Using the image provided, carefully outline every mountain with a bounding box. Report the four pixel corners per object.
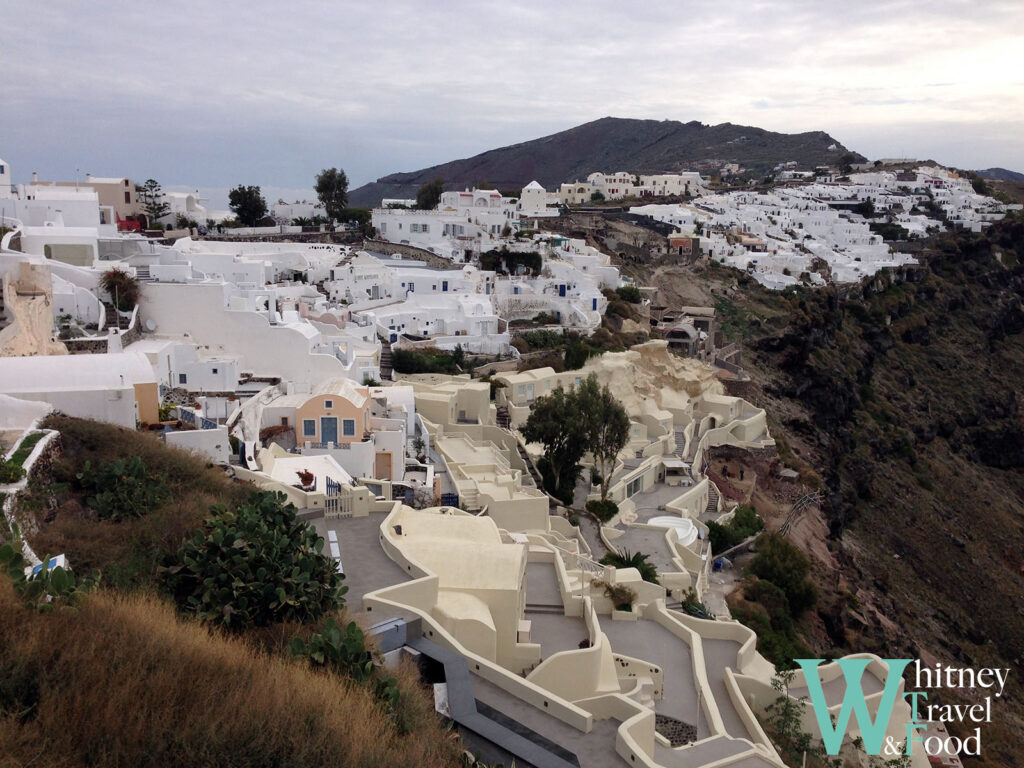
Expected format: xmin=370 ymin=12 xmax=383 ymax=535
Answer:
xmin=976 ymin=167 xmax=1024 ymax=182
xmin=349 ymin=117 xmax=864 ymax=206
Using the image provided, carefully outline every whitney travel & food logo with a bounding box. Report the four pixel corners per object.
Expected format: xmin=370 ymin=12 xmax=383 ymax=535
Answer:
xmin=795 ymin=658 xmax=1008 ymax=759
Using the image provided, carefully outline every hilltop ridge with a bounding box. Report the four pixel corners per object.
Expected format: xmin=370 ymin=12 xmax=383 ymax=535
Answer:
xmin=349 ymin=116 xmax=864 ymax=206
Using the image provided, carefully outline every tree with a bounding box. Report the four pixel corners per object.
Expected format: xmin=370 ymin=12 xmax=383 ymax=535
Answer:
xmin=161 ymin=491 xmax=345 ymax=630
xmin=521 ymin=386 xmax=589 ymax=504
xmin=563 ymin=333 xmax=593 ymax=370
xmin=228 ymin=184 xmax=268 ymax=227
xmin=590 ymin=191 xmax=605 ymax=203
xmin=315 ymin=167 xmax=349 ymax=222
xmin=577 ymin=375 xmax=630 ymax=502
xmin=138 ymin=178 xmax=170 ymax=222
xmin=749 ymin=533 xmax=817 ymax=615
xmin=415 ymin=177 xmax=444 ymax=210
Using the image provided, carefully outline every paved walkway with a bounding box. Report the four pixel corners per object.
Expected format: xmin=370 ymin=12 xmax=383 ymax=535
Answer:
xmin=577 ymin=515 xmax=608 ymax=559
xmin=309 ymin=513 xmax=410 ymax=614
xmin=610 ymin=526 xmax=677 ymax=572
xmin=525 ymin=561 xmax=564 ymax=606
xmin=528 ymin=611 xmax=589 ymax=657
xmin=597 ymin=615 xmax=705 ymax=736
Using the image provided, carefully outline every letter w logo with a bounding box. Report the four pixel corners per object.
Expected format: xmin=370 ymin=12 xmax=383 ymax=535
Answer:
xmin=795 ymin=658 xmax=911 ymax=755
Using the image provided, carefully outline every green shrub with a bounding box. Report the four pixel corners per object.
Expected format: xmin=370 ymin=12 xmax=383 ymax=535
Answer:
xmin=288 ymin=617 xmax=402 ymax=724
xmin=615 ymin=285 xmax=642 ymax=303
xmin=586 ymin=499 xmax=619 ymax=522
xmin=0 ymin=539 xmax=93 ymax=612
xmin=563 ymin=334 xmax=594 ymax=370
xmin=10 ymin=432 xmax=45 ymax=467
xmin=522 ymin=329 xmax=563 ymax=349
xmin=390 ymin=347 xmax=459 ymax=375
xmin=748 ymin=533 xmax=817 ymax=616
xmin=75 ymin=457 xmax=170 ymax=522
xmin=708 ymin=504 xmax=765 ymax=553
xmin=0 ymin=460 xmax=25 ymax=484
xmin=161 ymin=491 xmax=345 ymax=630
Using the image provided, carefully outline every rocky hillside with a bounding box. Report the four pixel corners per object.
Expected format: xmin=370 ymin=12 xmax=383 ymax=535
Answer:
xmin=628 ymin=219 xmax=1024 ymax=766
xmin=349 ymin=117 xmax=863 ymax=206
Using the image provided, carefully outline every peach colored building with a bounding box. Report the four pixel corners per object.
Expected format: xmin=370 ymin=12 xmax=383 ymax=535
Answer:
xmin=294 ymin=379 xmax=370 ymax=446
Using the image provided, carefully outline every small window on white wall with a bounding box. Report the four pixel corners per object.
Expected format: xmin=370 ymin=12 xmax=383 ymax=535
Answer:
xmin=303 ymin=419 xmax=316 ymax=437
xmin=211 ymin=367 xmax=218 ymax=374
xmin=179 ymin=373 xmax=187 ymax=384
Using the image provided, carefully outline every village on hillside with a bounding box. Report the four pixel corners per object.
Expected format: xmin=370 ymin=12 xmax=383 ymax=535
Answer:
xmin=0 ymin=153 xmax=990 ymax=768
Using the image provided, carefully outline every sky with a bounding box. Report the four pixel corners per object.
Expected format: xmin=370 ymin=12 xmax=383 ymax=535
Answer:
xmin=2 ymin=1 xmax=1022 ymax=209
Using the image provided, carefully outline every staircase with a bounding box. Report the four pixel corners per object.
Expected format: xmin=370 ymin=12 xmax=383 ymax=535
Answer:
xmin=496 ymin=405 xmax=511 ymax=429
xmin=515 ymin=442 xmax=545 ymax=489
xmin=705 ymin=482 xmax=720 ymax=516
xmin=459 ymin=487 xmax=480 ymax=511
xmin=672 ymin=427 xmax=687 ymax=457
xmin=135 ymin=265 xmax=153 ymax=282
xmin=102 ymin=301 xmax=123 ymax=331
xmin=379 ymin=337 xmax=393 ymax=380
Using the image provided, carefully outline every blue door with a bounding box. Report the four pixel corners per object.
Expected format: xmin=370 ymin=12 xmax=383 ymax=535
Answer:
xmin=321 ymin=417 xmax=338 ymax=445
xmin=592 ymin=298 xmax=598 ymax=311
xmin=442 ymin=280 xmax=448 ymax=292
xmin=559 ymin=284 xmax=566 ymax=297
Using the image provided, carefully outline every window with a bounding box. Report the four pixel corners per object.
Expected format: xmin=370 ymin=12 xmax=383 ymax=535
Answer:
xmin=178 ymin=373 xmax=187 ymax=384
xmin=342 ymin=419 xmax=356 ymax=437
xmin=211 ymin=367 xmax=218 ymax=374
xmin=626 ymin=476 xmax=643 ymax=497
xmin=124 ymin=191 xmax=130 ymax=204
xmin=324 ymin=399 xmax=333 ymax=409
xmin=281 ymin=417 xmax=289 ymax=426
xmin=303 ymin=419 xmax=316 ymax=437
xmin=421 ymin=224 xmax=429 ymax=233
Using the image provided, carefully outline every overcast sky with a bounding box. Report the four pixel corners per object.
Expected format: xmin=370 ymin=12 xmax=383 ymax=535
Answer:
xmin=2 ymin=1 xmax=1022 ymax=208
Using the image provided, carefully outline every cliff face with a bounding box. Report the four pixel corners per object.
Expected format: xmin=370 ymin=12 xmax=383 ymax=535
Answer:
xmin=349 ymin=117 xmax=863 ymax=206
xmin=733 ymin=220 xmax=1024 ymax=766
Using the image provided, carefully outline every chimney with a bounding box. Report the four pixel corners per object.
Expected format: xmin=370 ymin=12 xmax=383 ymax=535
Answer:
xmin=32 ymin=172 xmax=38 ymax=183
xmin=86 ymin=173 xmax=94 ymax=182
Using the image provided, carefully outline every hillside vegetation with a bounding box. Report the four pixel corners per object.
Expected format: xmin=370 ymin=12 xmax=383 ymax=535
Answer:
xmin=0 ymin=583 xmax=458 ymax=768
xmin=682 ymin=218 xmax=1024 ymax=767
xmin=2 ymin=416 xmax=462 ymax=768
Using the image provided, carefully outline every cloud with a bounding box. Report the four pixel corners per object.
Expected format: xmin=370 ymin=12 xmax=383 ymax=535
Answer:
xmin=2 ymin=0 xmax=1022 ymax=190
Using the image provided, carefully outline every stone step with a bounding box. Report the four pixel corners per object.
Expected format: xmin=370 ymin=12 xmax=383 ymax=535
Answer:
xmin=525 ymin=603 xmax=564 ymax=615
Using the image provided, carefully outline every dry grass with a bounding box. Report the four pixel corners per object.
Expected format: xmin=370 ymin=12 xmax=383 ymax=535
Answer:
xmin=23 ymin=415 xmax=253 ymax=589
xmin=0 ymin=581 xmax=462 ymax=768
